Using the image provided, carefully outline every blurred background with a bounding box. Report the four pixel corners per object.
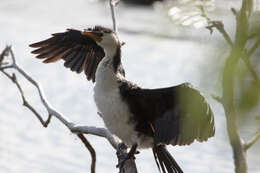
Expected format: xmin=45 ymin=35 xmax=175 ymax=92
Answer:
xmin=0 ymin=0 xmax=259 ymax=173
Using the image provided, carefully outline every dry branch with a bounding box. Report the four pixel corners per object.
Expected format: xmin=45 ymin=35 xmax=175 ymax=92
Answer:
xmin=110 ymin=0 xmax=120 ymax=32
xmin=0 ymin=46 xmax=137 ymax=173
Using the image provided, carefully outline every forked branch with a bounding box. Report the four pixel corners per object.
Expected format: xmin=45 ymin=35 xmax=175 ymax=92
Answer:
xmin=0 ymin=46 xmax=137 ymax=173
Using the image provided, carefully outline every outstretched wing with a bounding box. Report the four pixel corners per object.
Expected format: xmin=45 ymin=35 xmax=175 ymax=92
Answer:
xmin=29 ymin=29 xmax=105 ymax=82
xmin=119 ymin=82 xmax=215 ymax=146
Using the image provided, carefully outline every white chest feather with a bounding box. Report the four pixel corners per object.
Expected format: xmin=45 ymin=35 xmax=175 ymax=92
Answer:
xmin=93 ymin=61 xmax=137 ymax=146
xmin=93 ymin=58 xmax=154 ymax=148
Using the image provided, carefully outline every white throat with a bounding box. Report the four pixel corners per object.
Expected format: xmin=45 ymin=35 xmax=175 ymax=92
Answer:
xmin=94 ymin=33 xmax=121 ymax=89
xmin=96 ymin=32 xmax=119 ymax=59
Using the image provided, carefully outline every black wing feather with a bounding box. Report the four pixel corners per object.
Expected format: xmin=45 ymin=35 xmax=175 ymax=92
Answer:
xmin=29 ymin=29 xmax=105 ymax=82
xmin=119 ymin=82 xmax=215 ymax=146
xmin=153 ymin=83 xmax=215 ymax=146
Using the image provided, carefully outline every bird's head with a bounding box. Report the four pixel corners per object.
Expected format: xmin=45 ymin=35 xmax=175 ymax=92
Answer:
xmin=83 ymin=26 xmax=120 ymax=57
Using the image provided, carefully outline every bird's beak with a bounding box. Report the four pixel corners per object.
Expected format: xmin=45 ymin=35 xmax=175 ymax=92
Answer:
xmin=83 ymin=31 xmax=102 ymax=43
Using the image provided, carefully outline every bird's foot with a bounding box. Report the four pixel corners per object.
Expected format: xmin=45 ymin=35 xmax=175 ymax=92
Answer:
xmin=116 ymin=143 xmax=138 ymax=169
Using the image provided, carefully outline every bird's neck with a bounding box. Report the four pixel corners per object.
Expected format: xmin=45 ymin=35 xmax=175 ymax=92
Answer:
xmin=95 ymin=45 xmax=123 ymax=90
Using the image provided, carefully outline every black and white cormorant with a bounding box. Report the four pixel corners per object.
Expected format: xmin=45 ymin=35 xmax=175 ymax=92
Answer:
xmin=30 ymin=26 xmax=215 ymax=173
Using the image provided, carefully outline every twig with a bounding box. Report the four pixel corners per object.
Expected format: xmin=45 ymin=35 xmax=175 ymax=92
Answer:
xmin=0 ymin=47 xmax=8 ymax=65
xmin=247 ymin=38 xmax=260 ymax=57
xmin=244 ymin=129 xmax=260 ymax=150
xmin=206 ymin=21 xmax=233 ymax=46
xmin=77 ymin=134 xmax=96 ymax=173
xmin=110 ymin=0 xmax=120 ymax=32
xmin=200 ymin=5 xmax=233 ymax=46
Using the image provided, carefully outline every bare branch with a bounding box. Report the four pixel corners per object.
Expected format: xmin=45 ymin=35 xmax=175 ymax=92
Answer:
xmin=244 ymin=129 xmax=260 ymax=150
xmin=71 ymin=125 xmax=119 ymax=149
xmin=1 ymin=46 xmax=138 ymax=173
xmin=77 ymin=134 xmax=96 ymax=173
xmin=110 ymin=0 xmax=120 ymax=32
xmin=0 ymin=47 xmax=98 ymax=172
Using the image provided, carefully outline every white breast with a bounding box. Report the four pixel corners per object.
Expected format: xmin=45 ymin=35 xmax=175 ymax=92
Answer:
xmin=93 ymin=61 xmax=137 ymax=147
xmin=93 ymin=58 xmax=154 ymax=148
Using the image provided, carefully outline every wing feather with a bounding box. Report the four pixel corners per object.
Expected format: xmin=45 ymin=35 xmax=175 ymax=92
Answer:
xmin=43 ymin=48 xmax=72 ymax=64
xmin=119 ymin=82 xmax=215 ymax=146
xmin=71 ymin=48 xmax=87 ymax=73
xmin=30 ymin=29 xmax=105 ymax=82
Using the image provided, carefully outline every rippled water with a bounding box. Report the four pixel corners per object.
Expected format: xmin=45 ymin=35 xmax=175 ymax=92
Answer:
xmin=0 ymin=0 xmax=259 ymax=173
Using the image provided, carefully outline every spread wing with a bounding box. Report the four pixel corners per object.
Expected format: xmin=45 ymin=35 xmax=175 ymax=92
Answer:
xmin=29 ymin=29 xmax=105 ymax=82
xmin=119 ymin=82 xmax=215 ymax=146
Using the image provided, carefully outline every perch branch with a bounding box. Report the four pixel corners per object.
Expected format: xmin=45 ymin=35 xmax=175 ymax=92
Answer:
xmin=1 ymin=46 xmax=138 ymax=173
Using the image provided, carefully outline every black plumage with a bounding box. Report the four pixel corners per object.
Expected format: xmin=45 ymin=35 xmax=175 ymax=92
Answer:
xmin=118 ymin=81 xmax=215 ymax=146
xmin=29 ymin=29 xmax=105 ymax=82
xmin=153 ymin=145 xmax=183 ymax=173
xmin=118 ymin=81 xmax=215 ymax=173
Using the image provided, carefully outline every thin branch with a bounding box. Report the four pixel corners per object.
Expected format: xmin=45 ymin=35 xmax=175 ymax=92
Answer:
xmin=200 ymin=5 xmax=233 ymax=46
xmin=110 ymin=0 xmax=120 ymax=32
xmin=247 ymin=38 xmax=260 ymax=57
xmin=8 ymin=72 xmax=51 ymax=127
xmin=244 ymin=129 xmax=260 ymax=150
xmin=0 ymin=65 xmax=15 ymax=70
xmin=0 ymin=46 xmax=11 ymax=65
xmin=206 ymin=21 xmax=233 ymax=46
xmin=77 ymin=134 xmax=96 ymax=173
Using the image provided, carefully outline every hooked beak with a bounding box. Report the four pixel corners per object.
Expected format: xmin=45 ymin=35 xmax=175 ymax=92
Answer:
xmin=82 ymin=31 xmax=102 ymax=43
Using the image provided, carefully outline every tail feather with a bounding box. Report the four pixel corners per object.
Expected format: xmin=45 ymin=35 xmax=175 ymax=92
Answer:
xmin=152 ymin=145 xmax=183 ymax=173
